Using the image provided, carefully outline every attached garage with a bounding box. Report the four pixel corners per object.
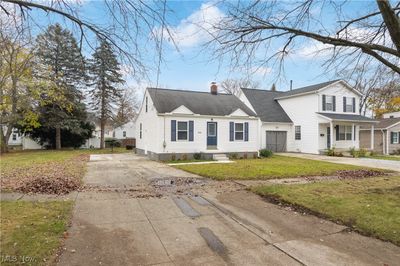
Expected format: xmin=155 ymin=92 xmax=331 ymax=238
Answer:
xmin=266 ymin=131 xmax=287 ymax=152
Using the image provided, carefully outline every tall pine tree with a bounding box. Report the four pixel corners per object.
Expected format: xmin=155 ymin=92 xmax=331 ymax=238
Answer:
xmin=89 ymin=40 xmax=124 ymax=149
xmin=35 ymin=24 xmax=87 ymax=149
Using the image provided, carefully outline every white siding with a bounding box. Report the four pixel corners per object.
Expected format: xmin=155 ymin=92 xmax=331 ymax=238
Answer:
xmin=114 ymin=121 xmax=135 ymax=139
xmin=277 ymin=93 xmax=319 ymax=153
xmin=135 ymin=90 xmax=162 ymax=154
xmin=383 ymin=111 xmax=400 ymax=119
xmin=160 ymin=115 xmax=259 ymax=154
xmin=318 ymin=82 xmax=361 ymax=114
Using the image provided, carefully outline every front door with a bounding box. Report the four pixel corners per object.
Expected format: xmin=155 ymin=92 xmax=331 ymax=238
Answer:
xmin=207 ymin=122 xmax=217 ymax=148
xmin=327 ymin=127 xmax=331 ymax=149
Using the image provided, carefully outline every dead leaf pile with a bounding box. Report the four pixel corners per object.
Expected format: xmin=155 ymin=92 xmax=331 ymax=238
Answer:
xmin=336 ymin=169 xmax=385 ymax=179
xmin=1 ymin=154 xmax=88 ymax=194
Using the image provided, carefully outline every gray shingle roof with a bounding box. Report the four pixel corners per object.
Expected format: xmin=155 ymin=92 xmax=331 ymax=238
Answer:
xmin=275 ymin=80 xmax=341 ymax=99
xmin=241 ymin=88 xmax=292 ymax=123
xmin=317 ymin=113 xmax=377 ymax=122
xmin=375 ymin=117 xmax=400 ymax=129
xmin=147 ymin=88 xmax=257 ymax=117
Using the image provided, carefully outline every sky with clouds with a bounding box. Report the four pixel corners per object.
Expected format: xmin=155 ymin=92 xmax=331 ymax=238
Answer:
xmin=8 ymin=0 xmax=379 ymax=94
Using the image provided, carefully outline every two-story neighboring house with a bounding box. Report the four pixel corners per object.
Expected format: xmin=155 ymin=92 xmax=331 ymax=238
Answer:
xmin=240 ymin=80 xmax=377 ymax=154
xmin=135 ymin=80 xmax=376 ymax=160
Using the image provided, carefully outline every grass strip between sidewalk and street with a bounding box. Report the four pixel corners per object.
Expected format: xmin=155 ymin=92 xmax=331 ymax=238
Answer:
xmin=252 ymin=176 xmax=400 ymax=246
xmin=0 ymin=200 xmax=74 ymax=265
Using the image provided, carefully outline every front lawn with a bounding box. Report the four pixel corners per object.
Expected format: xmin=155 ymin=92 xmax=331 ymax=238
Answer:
xmin=0 ymin=200 xmax=74 ymax=265
xmin=1 ymin=148 xmax=130 ymax=193
xmin=252 ymin=176 xmax=400 ymax=245
xmin=174 ymin=155 xmax=366 ymax=180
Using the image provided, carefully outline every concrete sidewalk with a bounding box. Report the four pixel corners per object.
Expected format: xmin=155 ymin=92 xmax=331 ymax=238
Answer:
xmin=278 ymin=152 xmax=400 ymax=172
xmin=56 ymin=153 xmax=400 ymax=265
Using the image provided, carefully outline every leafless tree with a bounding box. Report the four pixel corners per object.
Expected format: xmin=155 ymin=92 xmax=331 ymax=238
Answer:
xmin=206 ymin=0 xmax=400 ymax=78
xmin=220 ymin=78 xmax=260 ymax=95
xmin=113 ymin=87 xmax=140 ymax=128
xmin=1 ymin=0 xmax=175 ymax=79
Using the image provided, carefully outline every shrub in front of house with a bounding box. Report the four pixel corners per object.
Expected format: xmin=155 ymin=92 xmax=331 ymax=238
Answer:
xmin=229 ymin=153 xmax=238 ymax=159
xmin=326 ymin=147 xmax=343 ymax=157
xmin=259 ymin=149 xmax=273 ymax=158
xmin=193 ymin=153 xmax=202 ymax=160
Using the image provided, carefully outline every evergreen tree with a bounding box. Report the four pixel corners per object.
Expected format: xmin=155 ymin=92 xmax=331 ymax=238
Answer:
xmin=89 ymin=40 xmax=124 ymax=149
xmin=34 ymin=24 xmax=86 ymax=149
xmin=270 ymin=83 xmax=276 ymax=91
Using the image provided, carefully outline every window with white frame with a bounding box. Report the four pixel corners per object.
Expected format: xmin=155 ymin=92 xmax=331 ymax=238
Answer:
xmin=234 ymin=123 xmax=244 ymax=140
xmin=325 ymin=95 xmax=334 ymax=111
xmin=140 ymin=123 xmax=142 ymax=139
xmin=12 ymin=134 xmax=17 ymax=141
xmin=177 ymin=121 xmax=188 ymax=140
xmin=123 ymin=131 xmax=126 ymax=137
xmin=345 ymin=97 xmax=354 ymax=112
xmin=295 ymin=126 xmax=301 ymax=140
xmin=338 ymin=125 xmax=352 ymax=140
xmin=145 ymin=96 xmax=148 ymax=112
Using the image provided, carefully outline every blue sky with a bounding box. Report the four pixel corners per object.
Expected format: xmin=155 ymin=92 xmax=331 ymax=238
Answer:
xmin=18 ymin=0 xmax=380 ymax=93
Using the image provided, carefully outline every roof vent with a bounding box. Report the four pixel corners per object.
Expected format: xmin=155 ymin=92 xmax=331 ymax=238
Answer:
xmin=210 ymin=82 xmax=218 ymax=95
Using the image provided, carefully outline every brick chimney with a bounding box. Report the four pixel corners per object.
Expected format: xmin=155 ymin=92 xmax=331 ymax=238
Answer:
xmin=210 ymin=82 xmax=218 ymax=95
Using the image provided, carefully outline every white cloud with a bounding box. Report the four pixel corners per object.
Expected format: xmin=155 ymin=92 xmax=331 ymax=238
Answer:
xmin=296 ymin=41 xmax=333 ymax=58
xmin=156 ymin=2 xmax=224 ymax=49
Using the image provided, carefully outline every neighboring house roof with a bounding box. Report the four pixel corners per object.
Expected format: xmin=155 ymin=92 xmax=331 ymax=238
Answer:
xmin=374 ymin=117 xmax=400 ymax=129
xmin=241 ymin=88 xmax=292 ymax=123
xmin=317 ymin=113 xmax=377 ymax=123
xmin=147 ymin=88 xmax=257 ymax=117
xmin=275 ymin=79 xmax=362 ymax=99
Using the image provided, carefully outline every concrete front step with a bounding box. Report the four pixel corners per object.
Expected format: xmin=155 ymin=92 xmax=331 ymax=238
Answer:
xmin=213 ymin=154 xmax=229 ymax=161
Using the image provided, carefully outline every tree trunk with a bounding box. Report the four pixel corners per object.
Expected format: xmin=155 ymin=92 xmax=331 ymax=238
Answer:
xmin=377 ymin=0 xmax=400 ymax=53
xmin=100 ymin=120 xmax=105 ymax=149
xmin=0 ymin=130 xmax=8 ymax=154
xmin=55 ymin=126 xmax=61 ymax=149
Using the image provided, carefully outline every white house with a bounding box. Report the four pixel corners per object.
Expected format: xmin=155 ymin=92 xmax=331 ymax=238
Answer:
xmin=136 ymin=80 xmax=377 ymax=160
xmin=7 ymin=129 xmax=42 ymax=150
xmin=239 ymin=80 xmax=377 ymax=154
xmin=113 ymin=121 xmax=135 ymax=139
xmin=135 ymin=84 xmax=259 ymax=160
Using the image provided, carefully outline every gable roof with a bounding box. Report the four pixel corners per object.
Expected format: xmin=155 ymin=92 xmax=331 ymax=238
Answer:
xmin=147 ymin=88 xmax=257 ymax=117
xmin=275 ymin=79 xmax=362 ymax=100
xmin=375 ymin=117 xmax=400 ymax=129
xmin=241 ymin=88 xmax=292 ymax=123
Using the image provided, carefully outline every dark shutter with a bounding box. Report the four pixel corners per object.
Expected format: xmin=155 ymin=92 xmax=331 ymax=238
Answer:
xmin=171 ymin=120 xmax=176 ymax=141
xmin=189 ymin=121 xmax=194 ymax=141
xmin=343 ymin=97 xmax=346 ymax=112
xmin=352 ymin=97 xmax=356 ymax=113
xmin=244 ymin=122 xmax=249 ymax=141
xmin=391 ymin=132 xmax=394 ymax=144
xmin=229 ymin=122 xmax=234 ymax=141
xmin=336 ymin=125 xmax=339 ymax=141
xmin=333 ymin=96 xmax=336 ymax=111
xmin=322 ymin=95 xmax=326 ymax=111
xmin=353 ymin=126 xmax=356 ymax=140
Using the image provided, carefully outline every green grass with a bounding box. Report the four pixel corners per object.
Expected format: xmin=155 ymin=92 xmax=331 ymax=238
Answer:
xmin=252 ymin=176 xmax=400 ymax=245
xmin=367 ymin=155 xmax=400 ymax=161
xmin=174 ymin=155 xmax=365 ymax=180
xmin=0 ymin=200 xmax=74 ymax=265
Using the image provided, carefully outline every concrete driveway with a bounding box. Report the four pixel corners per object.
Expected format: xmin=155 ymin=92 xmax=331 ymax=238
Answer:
xmin=58 ymin=153 xmax=400 ymax=266
xmin=278 ymin=152 xmax=400 ymax=172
